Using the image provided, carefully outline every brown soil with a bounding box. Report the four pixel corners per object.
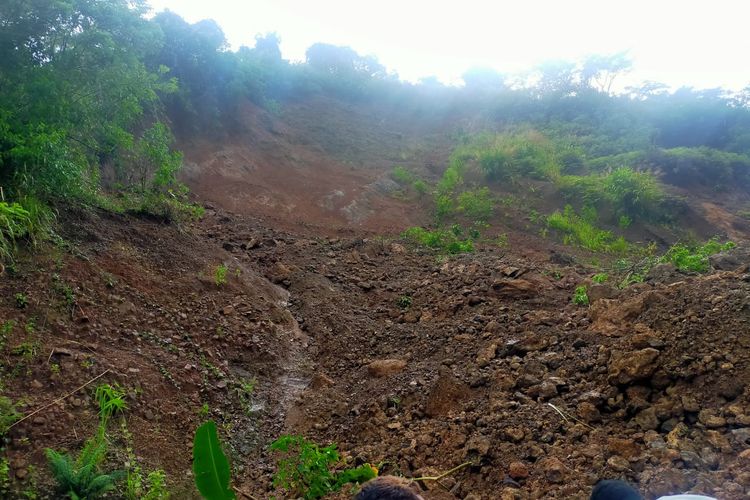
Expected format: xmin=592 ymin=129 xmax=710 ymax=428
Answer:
xmin=2 ymin=98 xmax=750 ymax=499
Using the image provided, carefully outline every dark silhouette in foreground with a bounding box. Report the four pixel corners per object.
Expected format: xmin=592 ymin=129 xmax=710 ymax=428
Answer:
xmin=354 ymin=476 xmax=424 ymax=500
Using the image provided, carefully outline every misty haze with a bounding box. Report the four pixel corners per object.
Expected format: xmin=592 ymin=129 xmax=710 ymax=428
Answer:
xmin=1 ymin=1 xmax=749 ymax=499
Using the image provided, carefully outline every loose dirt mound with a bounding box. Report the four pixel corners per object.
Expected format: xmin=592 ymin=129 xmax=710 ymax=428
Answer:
xmin=211 ymin=210 xmax=750 ymax=499
xmin=2 ymin=207 xmax=750 ymax=498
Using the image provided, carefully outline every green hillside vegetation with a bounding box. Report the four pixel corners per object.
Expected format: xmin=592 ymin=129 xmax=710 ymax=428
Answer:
xmin=3 ymin=0 xmax=750 ymax=262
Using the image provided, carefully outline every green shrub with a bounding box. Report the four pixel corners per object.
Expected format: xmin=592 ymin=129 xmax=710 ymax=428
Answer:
xmin=396 ymin=295 xmax=412 ymax=309
xmin=95 ymin=383 xmax=127 ymax=425
xmin=660 ymin=238 xmax=735 ymax=272
xmin=390 ymin=166 xmax=414 ymax=185
xmin=547 ymin=205 xmax=629 ymax=253
xmin=592 ymin=273 xmax=609 ymax=283
xmin=457 ymin=187 xmax=493 ymax=222
xmin=648 ymin=147 xmax=750 ymax=188
xmin=46 ymin=431 xmax=122 ymax=499
xmin=412 ymin=179 xmax=428 ymax=195
xmin=453 ymin=130 xmax=562 ymax=182
xmin=573 ymin=286 xmax=589 ymax=306
xmin=559 ymin=167 xmax=664 ymax=220
xmin=0 ymin=397 xmax=21 ymax=436
xmin=0 ymin=202 xmax=33 ymax=262
xmin=270 ymin=435 xmax=376 ymax=500
xmin=214 ymin=264 xmax=228 ymax=286
xmin=15 ymin=293 xmax=28 ymax=308
xmin=402 ymin=227 xmax=474 ymax=254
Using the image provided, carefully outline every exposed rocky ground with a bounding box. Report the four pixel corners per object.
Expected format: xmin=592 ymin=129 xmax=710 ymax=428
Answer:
xmin=3 ymin=203 xmax=748 ymax=499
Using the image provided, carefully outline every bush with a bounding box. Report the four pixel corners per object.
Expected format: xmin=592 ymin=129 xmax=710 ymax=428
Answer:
xmin=559 ymin=167 xmax=664 ymax=221
xmin=46 ymin=430 xmax=122 ymax=499
xmin=0 ymin=202 xmax=32 ymax=262
xmin=390 ymin=166 xmax=414 ymax=185
xmin=660 ymin=238 xmax=735 ymax=272
xmin=456 ymin=187 xmax=494 ymax=222
xmin=547 ymin=205 xmax=629 ymax=253
xmin=453 ymin=130 xmax=562 ymax=182
xmin=573 ymin=286 xmax=589 ymax=306
xmin=592 ymin=273 xmax=609 ymax=283
xmin=270 ymin=435 xmax=376 ymax=500
xmin=648 ymin=147 xmax=750 ymax=188
xmin=402 ymin=227 xmax=474 ymax=254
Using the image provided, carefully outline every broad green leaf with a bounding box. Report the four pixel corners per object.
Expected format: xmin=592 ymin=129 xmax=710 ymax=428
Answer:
xmin=193 ymin=421 xmax=235 ymax=500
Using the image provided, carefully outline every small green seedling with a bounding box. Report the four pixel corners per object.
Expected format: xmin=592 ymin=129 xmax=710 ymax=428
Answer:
xmin=573 ymin=285 xmax=589 ymax=306
xmin=214 ymin=264 xmax=228 ymax=286
xmin=592 ymin=273 xmax=608 ymax=284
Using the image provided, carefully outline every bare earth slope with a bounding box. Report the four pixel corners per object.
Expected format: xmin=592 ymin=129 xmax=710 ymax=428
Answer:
xmin=2 ymin=205 xmax=749 ymax=498
xmin=2 ymin=99 xmax=750 ymax=499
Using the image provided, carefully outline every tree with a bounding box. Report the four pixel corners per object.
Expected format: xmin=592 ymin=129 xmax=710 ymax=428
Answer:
xmin=580 ymin=52 xmax=632 ymax=93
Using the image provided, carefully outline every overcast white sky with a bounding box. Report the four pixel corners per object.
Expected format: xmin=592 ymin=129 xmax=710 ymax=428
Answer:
xmin=146 ymin=0 xmax=750 ymax=91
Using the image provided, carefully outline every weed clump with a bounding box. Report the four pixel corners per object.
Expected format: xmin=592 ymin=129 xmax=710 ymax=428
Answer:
xmin=214 ymin=264 xmax=228 ymax=286
xmin=547 ymin=205 xmax=629 ymax=254
xmin=573 ymin=285 xmax=590 ymax=306
xmin=270 ymin=434 xmax=376 ymax=499
xmin=402 ymin=226 xmax=474 ymax=254
xmin=660 ymin=238 xmax=735 ymax=273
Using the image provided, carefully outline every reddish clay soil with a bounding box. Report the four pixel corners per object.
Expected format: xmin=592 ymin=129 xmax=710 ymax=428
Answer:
xmin=2 ymin=204 xmax=749 ymax=499
xmin=2 ymin=99 xmax=750 ymax=499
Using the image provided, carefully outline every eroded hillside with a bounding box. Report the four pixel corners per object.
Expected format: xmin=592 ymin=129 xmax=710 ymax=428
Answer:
xmin=1 ymin=199 xmax=749 ymax=498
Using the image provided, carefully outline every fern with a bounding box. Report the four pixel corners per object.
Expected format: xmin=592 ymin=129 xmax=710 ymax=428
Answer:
xmin=46 ymin=432 xmax=122 ymax=499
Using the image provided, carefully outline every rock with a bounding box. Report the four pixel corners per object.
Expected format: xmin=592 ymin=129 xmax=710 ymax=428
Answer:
xmin=386 ymin=422 xmax=402 ymax=430
xmin=419 ymin=310 xmax=433 ymax=323
xmin=357 ymin=281 xmax=374 ymax=291
xmin=221 ymin=305 xmax=234 ymax=315
xmin=425 ymin=368 xmax=470 ymax=417
xmin=466 ymin=435 xmax=491 ymax=457
xmin=589 ymin=293 xmax=660 ymax=335
xmin=698 ymin=409 xmax=726 ymax=428
xmin=403 ymin=310 xmax=420 ymax=323
xmin=709 ymin=252 xmax=741 ymax=270
xmin=636 ymin=407 xmax=660 ymax=430
xmin=30 ymin=380 xmax=43 ymax=389
xmin=507 ymin=334 xmax=548 ymax=354
xmin=491 ymin=279 xmax=539 ymax=298
xmin=608 ymin=348 xmax=660 ymax=385
xmin=540 ymin=457 xmax=566 ymax=483
xmin=527 ymin=380 xmax=558 ymax=400
xmin=587 ymin=284 xmax=618 ymax=302
xmin=504 ymin=427 xmax=525 ymax=443
xmin=476 ymin=344 xmax=497 ymax=367
xmin=606 ymin=455 xmax=631 ymax=472
xmin=514 ymin=374 xmax=541 ymax=389
xmin=646 ymin=263 xmax=681 ymax=284
xmin=309 ymin=372 xmax=335 ymax=389
xmin=577 ymin=402 xmax=602 ymax=423
xmin=508 ymin=461 xmax=530 ymax=480
xmin=367 ymin=359 xmax=407 ymax=377
xmin=607 ymin=438 xmax=641 ymax=459
xmin=705 ymin=430 xmax=731 ymax=452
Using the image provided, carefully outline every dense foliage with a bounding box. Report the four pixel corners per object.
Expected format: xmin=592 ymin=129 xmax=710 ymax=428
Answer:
xmin=2 ymin=1 xmax=750 ymax=261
